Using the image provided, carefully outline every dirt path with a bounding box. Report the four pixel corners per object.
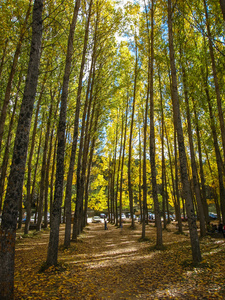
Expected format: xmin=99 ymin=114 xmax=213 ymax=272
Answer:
xmin=14 ymin=221 xmax=225 ymax=299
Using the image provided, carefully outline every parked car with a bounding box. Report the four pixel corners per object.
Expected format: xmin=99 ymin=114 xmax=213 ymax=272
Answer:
xmin=209 ymin=212 xmax=217 ymax=220
xmin=92 ymin=216 xmax=102 ymax=223
xmin=121 ymin=213 xmax=126 ymax=219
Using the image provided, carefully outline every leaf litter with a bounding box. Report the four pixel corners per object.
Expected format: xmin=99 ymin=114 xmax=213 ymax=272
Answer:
xmin=14 ymin=221 xmax=225 ymax=299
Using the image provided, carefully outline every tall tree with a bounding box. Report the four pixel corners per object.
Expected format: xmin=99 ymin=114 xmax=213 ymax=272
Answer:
xmin=149 ymin=0 xmax=162 ymax=247
xmin=70 ymin=0 xmax=94 ymax=241
xmin=181 ymin=55 xmax=206 ymax=237
xmin=167 ymin=0 xmax=201 ymax=263
xmin=0 ymin=0 xmax=43 ymax=297
xmin=46 ymin=0 xmax=81 ymax=266
xmin=128 ymin=33 xmax=138 ymax=229
xmin=203 ymin=0 xmax=225 ymax=164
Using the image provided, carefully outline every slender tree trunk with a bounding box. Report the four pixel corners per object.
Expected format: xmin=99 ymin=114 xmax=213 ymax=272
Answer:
xmin=181 ymin=60 xmax=206 ymax=237
xmin=73 ymin=3 xmax=94 ymax=238
xmin=203 ymin=0 xmax=225 ymax=164
xmin=82 ymin=102 xmax=100 ymax=228
xmin=43 ymin=89 xmax=60 ymax=229
xmin=112 ymin=126 xmax=118 ymax=224
xmin=128 ymin=35 xmax=138 ymax=230
xmin=142 ymin=0 xmax=151 ymax=239
xmin=84 ymin=136 xmax=96 ymax=226
xmin=138 ymin=119 xmax=142 ymax=226
xmin=0 ymin=39 xmax=8 ymax=81
xmin=204 ymin=146 xmax=221 ymax=221
xmin=205 ymin=81 xmax=225 ymax=224
xmin=220 ymin=0 xmax=225 ymax=21
xmin=158 ymin=65 xmax=168 ymax=227
xmin=0 ymin=1 xmax=43 ymax=297
xmin=116 ymin=110 xmax=123 ymax=227
xmin=64 ymin=0 xmax=91 ymax=246
xmin=50 ymin=137 xmax=57 ymax=227
xmin=149 ymin=0 xmax=162 ymax=247
xmin=37 ymin=101 xmax=53 ymax=231
xmin=0 ymin=72 xmax=21 ymax=213
xmin=24 ymin=75 xmax=46 ymax=234
xmin=166 ymin=126 xmax=182 ymax=232
xmin=119 ymin=97 xmax=128 ymax=228
xmin=168 ymin=0 xmax=201 ymax=263
xmin=193 ymin=103 xmax=209 ymax=223
xmin=46 ymin=0 xmax=81 ymax=266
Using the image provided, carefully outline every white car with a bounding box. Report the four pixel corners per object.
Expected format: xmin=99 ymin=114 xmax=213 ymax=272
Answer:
xmin=92 ymin=216 xmax=102 ymax=223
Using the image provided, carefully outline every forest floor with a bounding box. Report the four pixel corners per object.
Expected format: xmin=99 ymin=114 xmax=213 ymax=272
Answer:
xmin=14 ymin=220 xmax=225 ymax=299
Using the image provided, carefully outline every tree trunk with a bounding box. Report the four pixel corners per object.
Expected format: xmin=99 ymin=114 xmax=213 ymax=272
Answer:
xmin=24 ymin=75 xmax=47 ymax=234
xmin=181 ymin=60 xmax=206 ymax=237
xmin=82 ymin=101 xmax=100 ymax=228
xmin=64 ymin=0 xmax=91 ymax=246
xmin=46 ymin=0 xmax=81 ymax=266
xmin=142 ymin=0 xmax=151 ymax=239
xmin=159 ymin=69 xmax=166 ymax=228
xmin=220 ymin=0 xmax=225 ymax=22
xmin=0 ymin=1 xmax=43 ymax=297
xmin=203 ymin=0 xmax=225 ymax=164
xmin=193 ymin=103 xmax=209 ymax=223
xmin=168 ymin=0 xmax=201 ymax=263
xmin=0 ymin=39 xmax=8 ymax=81
xmin=128 ymin=34 xmax=138 ymax=230
xmin=119 ymin=97 xmax=128 ymax=228
xmin=138 ymin=119 xmax=142 ymax=226
xmin=0 ymin=72 xmax=21 ymax=213
xmin=205 ymin=80 xmax=225 ymax=224
xmin=149 ymin=0 xmax=162 ymax=247
xmin=166 ymin=126 xmax=182 ymax=232
xmin=37 ymin=101 xmax=53 ymax=231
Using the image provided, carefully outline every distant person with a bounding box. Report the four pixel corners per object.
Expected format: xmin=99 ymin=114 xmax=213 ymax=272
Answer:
xmin=223 ymin=225 xmax=225 ymax=238
xmin=218 ymin=223 xmax=223 ymax=233
xmin=207 ymin=222 xmax=211 ymax=233
xmin=104 ymin=218 xmax=108 ymax=230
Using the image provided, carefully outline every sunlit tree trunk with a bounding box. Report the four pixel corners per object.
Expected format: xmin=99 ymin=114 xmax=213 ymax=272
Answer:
xmin=0 ymin=72 xmax=21 ymax=213
xmin=204 ymin=77 xmax=225 ymax=224
xmin=142 ymin=0 xmax=151 ymax=239
xmin=119 ymin=97 xmax=128 ymax=228
xmin=116 ymin=110 xmax=123 ymax=227
xmin=46 ymin=0 xmax=81 ymax=266
xmin=128 ymin=34 xmax=138 ymax=230
xmin=158 ymin=68 xmax=166 ymax=228
xmin=181 ymin=60 xmax=206 ymax=237
xmin=168 ymin=0 xmax=201 ymax=263
xmin=112 ymin=125 xmax=118 ymax=224
xmin=166 ymin=126 xmax=182 ymax=232
xmin=193 ymin=103 xmax=209 ymax=224
xmin=138 ymin=118 xmax=142 ymax=225
xmin=37 ymin=101 xmax=53 ymax=230
xmin=66 ymin=0 xmax=92 ymax=244
xmin=0 ymin=1 xmax=43 ymax=297
xmin=203 ymin=0 xmax=225 ymax=165
xmin=24 ymin=76 xmax=46 ymax=234
xmin=149 ymin=0 xmax=162 ymax=247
